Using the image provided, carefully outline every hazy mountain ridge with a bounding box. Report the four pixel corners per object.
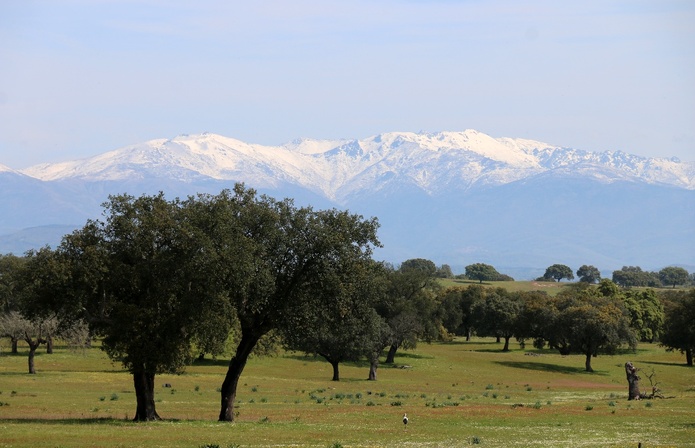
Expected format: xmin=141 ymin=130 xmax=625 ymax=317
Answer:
xmin=3 ymin=130 xmax=694 ymax=277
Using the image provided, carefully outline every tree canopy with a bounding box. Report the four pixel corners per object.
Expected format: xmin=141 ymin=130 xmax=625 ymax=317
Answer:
xmin=465 ymin=263 xmax=501 ymax=283
xmin=543 ymin=264 xmax=574 ymax=282
xmin=576 ymin=265 xmax=601 ymax=283
xmin=660 ymin=290 xmax=695 ymax=366
xmin=659 ymin=266 xmax=689 ymax=288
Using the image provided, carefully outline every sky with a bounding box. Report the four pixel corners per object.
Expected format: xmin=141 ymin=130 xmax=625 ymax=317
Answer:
xmin=1 ymin=0 xmax=694 ymax=169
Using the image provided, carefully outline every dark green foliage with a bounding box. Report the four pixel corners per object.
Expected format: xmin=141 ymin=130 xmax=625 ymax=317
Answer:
xmin=576 ymin=265 xmax=601 ymax=283
xmin=435 ymin=264 xmax=454 ymax=279
xmin=622 ymin=289 xmax=664 ymax=343
xmin=282 ymin=261 xmax=388 ymax=381
xmin=660 ymin=289 xmax=695 ymax=366
xmin=612 ymin=266 xmax=660 ymax=288
xmin=374 ymin=259 xmax=443 ymax=364
xmin=192 ymin=185 xmax=381 ymax=421
xmin=534 ymin=285 xmax=637 ymax=371
xmin=470 ymin=288 xmax=522 ymax=351
xmin=465 ymin=263 xmax=501 ymax=283
xmin=658 ymin=266 xmax=689 ymax=288
xmin=543 ymin=264 xmax=574 ymax=282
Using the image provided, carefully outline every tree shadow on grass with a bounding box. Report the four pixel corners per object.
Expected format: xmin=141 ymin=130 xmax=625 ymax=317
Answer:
xmin=494 ymin=360 xmax=608 ymax=376
xmin=641 ymin=360 xmax=692 ymax=368
xmin=192 ymin=357 xmax=231 ymax=368
xmin=451 ymin=280 xmax=492 ymax=286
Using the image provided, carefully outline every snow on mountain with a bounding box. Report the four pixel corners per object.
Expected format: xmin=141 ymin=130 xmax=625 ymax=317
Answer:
xmin=20 ymin=130 xmax=695 ymax=203
xmin=1 ymin=163 xmax=19 ymax=174
xmin=4 ymin=129 xmax=695 ymax=274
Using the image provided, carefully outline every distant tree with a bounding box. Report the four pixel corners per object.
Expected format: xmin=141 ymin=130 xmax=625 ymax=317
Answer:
xmin=543 ymin=264 xmax=574 ymax=282
xmin=282 ymin=261 xmax=387 ymax=381
xmin=0 ymin=254 xmax=27 ymax=353
xmin=660 ymin=290 xmax=695 ymax=366
xmin=576 ymin=265 xmax=601 ymax=284
xmin=470 ymin=288 xmax=522 ymax=351
xmin=439 ymin=287 xmax=465 ymax=336
xmin=0 ymin=312 xmax=54 ymax=373
xmin=658 ymin=267 xmax=689 ymax=289
xmin=436 ymin=264 xmax=454 ymax=279
xmin=545 ymin=289 xmax=636 ymax=372
xmin=377 ymin=259 xmax=441 ymax=364
xmin=514 ymin=290 xmax=553 ymax=349
xmin=0 ymin=254 xmax=25 ymax=313
xmin=612 ymin=266 xmax=660 ymax=288
xmin=465 ymin=263 xmax=500 ymax=283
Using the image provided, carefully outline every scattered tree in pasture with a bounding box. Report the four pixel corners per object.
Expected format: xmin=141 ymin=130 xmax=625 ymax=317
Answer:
xmin=438 ymin=287 xmax=465 ymax=336
xmin=658 ymin=266 xmax=689 ymax=288
xmin=435 ymin=264 xmax=454 ymax=279
xmin=378 ymin=259 xmax=441 ymax=364
xmin=0 ymin=254 xmax=25 ymax=312
xmin=541 ymin=286 xmax=636 ymax=372
xmin=282 ymin=261 xmax=387 ymax=381
xmin=0 ymin=311 xmax=72 ymax=374
xmin=470 ymin=288 xmax=522 ymax=351
xmin=576 ymin=265 xmax=601 ymax=283
xmin=465 ymin=263 xmax=501 ymax=283
xmin=58 ymin=192 xmax=233 ymax=421
xmin=622 ymin=289 xmax=664 ymax=343
xmin=660 ymin=289 xmax=695 ymax=366
xmin=438 ymin=285 xmax=488 ymax=341
xmin=512 ymin=290 xmax=553 ymax=349
xmin=542 ymin=264 xmax=574 ymax=282
xmin=185 ymin=186 xmax=381 ymax=422
xmin=0 ymin=254 xmax=27 ymax=353
xmin=612 ymin=266 xmax=660 ymax=288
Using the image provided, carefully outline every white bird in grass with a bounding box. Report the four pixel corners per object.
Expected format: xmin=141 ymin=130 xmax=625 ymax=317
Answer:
xmin=403 ymin=413 xmax=408 ymax=429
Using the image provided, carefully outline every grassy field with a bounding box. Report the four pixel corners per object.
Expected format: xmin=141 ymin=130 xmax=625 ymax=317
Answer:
xmin=1 ymin=336 xmax=694 ymax=447
xmin=437 ymin=279 xmax=571 ymax=296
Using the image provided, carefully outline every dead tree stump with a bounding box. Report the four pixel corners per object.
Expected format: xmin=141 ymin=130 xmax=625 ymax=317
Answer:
xmin=625 ymin=362 xmax=641 ymax=400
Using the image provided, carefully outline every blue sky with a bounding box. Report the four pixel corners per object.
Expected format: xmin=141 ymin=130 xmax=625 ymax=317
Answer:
xmin=1 ymin=0 xmax=693 ymax=168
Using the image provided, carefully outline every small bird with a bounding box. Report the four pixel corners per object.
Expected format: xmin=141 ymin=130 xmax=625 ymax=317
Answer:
xmin=403 ymin=413 xmax=408 ymax=429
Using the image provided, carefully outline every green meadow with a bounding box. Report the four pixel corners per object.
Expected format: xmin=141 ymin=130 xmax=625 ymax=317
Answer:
xmin=1 ymin=335 xmax=693 ymax=448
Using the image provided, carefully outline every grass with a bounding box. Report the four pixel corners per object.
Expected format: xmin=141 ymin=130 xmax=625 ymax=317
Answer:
xmin=437 ymin=279 xmax=571 ymax=296
xmin=1 ymin=337 xmax=694 ymax=447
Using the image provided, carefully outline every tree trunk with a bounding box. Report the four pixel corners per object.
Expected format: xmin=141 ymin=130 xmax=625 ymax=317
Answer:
xmin=330 ymin=360 xmax=340 ymax=381
xmin=502 ymin=336 xmax=510 ymax=352
xmin=219 ymin=331 xmax=262 ymax=422
xmin=385 ymin=343 xmax=398 ymax=364
xmin=46 ymin=336 xmax=53 ymax=354
xmin=625 ymin=362 xmax=641 ymax=400
xmin=368 ymin=353 xmax=378 ymax=381
xmin=686 ymin=349 xmax=693 ymax=367
xmin=11 ymin=337 xmax=18 ymax=354
xmin=584 ymin=352 xmax=594 ymax=372
xmin=465 ymin=328 xmax=471 ymax=342
xmin=28 ymin=343 xmax=38 ymax=374
xmin=25 ymin=337 xmax=44 ymax=374
xmin=132 ymin=369 xmax=160 ymax=421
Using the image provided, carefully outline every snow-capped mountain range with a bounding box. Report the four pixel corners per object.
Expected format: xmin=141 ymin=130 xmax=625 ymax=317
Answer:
xmin=2 ymin=130 xmax=694 ymax=278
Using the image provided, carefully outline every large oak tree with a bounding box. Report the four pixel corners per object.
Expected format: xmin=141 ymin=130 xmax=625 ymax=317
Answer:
xmin=185 ymin=185 xmax=381 ymax=421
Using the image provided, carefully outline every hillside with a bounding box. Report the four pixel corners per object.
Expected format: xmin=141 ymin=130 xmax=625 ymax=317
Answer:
xmin=2 ymin=130 xmax=694 ymax=277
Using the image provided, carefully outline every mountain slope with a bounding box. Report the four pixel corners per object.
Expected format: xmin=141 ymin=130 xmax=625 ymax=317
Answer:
xmin=4 ymin=130 xmax=695 ymax=276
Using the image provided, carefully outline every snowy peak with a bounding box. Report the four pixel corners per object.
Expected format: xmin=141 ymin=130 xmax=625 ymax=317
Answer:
xmin=18 ymin=131 xmax=695 ymax=200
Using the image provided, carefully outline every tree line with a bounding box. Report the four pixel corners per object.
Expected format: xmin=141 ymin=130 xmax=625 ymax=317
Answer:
xmin=1 ymin=184 xmax=694 ymax=421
